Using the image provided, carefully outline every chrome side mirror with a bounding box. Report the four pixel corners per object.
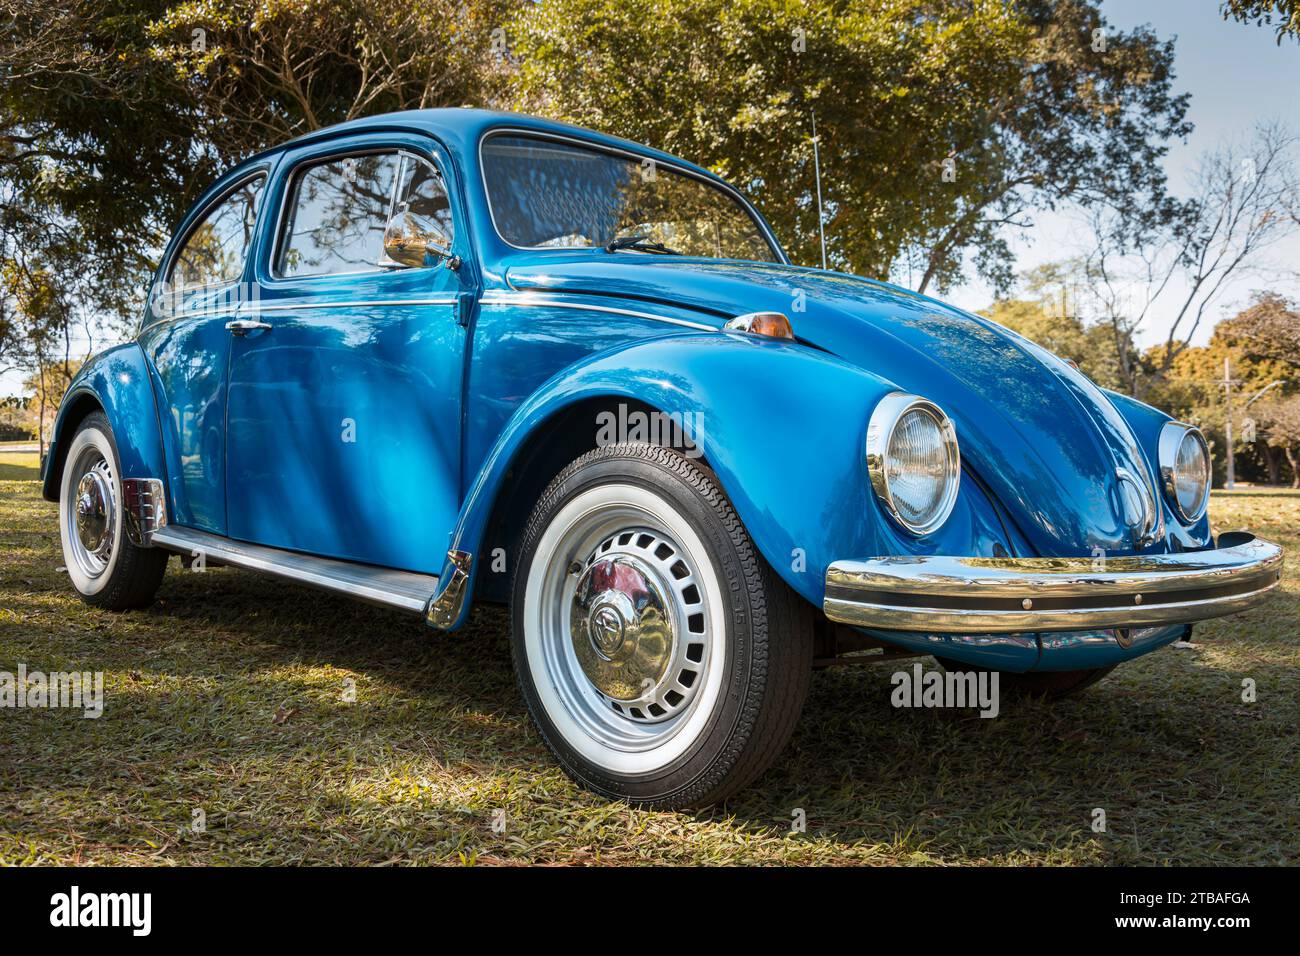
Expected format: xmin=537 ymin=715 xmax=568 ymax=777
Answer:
xmin=383 ymin=205 xmax=459 ymax=270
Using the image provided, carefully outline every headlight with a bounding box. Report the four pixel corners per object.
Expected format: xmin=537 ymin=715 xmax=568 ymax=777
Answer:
xmin=866 ymin=393 xmax=961 ymax=535
xmin=1159 ymin=422 xmax=1210 ymax=522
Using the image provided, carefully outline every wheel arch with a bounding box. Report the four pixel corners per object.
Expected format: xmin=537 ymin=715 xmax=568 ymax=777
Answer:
xmin=42 ymin=343 xmax=167 ymax=505
xmin=472 ymin=393 xmax=722 ymax=605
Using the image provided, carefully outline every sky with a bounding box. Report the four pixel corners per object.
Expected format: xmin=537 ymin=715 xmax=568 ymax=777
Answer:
xmin=944 ymin=0 xmax=1300 ymax=347
xmin=3 ymin=1 xmax=1297 ymax=398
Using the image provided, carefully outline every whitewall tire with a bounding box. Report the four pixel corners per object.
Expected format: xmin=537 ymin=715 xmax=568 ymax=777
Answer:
xmin=58 ymin=412 xmax=168 ymax=609
xmin=511 ymin=443 xmax=814 ymax=808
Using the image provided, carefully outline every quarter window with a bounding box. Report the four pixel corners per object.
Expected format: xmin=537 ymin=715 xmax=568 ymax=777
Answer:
xmin=169 ymin=176 xmax=265 ymax=292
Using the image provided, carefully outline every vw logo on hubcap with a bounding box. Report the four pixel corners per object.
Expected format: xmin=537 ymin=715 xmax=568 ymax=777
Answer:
xmin=588 ymin=604 xmax=626 ymax=658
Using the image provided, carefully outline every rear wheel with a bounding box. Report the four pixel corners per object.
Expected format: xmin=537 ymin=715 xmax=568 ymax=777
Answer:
xmin=935 ymin=657 xmax=1115 ymax=700
xmin=58 ymin=412 xmax=168 ymax=610
xmin=511 ymin=443 xmax=814 ymax=808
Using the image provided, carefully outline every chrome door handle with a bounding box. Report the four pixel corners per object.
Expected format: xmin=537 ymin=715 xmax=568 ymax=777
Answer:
xmin=225 ymin=319 xmax=271 ymax=335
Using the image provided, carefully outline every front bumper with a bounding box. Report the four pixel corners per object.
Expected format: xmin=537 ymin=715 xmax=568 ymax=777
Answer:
xmin=823 ymin=532 xmax=1283 ymax=634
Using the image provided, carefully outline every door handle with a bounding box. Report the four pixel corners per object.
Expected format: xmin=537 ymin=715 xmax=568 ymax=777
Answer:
xmin=225 ymin=319 xmax=272 ymax=336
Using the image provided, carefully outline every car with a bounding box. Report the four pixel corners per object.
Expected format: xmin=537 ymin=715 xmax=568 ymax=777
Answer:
xmin=43 ymin=108 xmax=1284 ymax=808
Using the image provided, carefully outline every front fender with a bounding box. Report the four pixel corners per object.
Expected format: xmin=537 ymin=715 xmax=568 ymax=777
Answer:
xmin=42 ymin=343 xmax=166 ymax=504
xmin=440 ymin=333 xmax=1014 ymax=629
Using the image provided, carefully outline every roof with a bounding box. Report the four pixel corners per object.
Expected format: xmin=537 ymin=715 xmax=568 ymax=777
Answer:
xmin=244 ymin=108 xmax=724 ymax=186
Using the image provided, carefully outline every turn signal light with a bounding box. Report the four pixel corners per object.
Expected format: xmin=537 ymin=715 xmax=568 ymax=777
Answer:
xmin=724 ymin=311 xmax=795 ymax=340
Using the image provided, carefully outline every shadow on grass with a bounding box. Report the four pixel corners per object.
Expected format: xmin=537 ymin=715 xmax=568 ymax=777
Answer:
xmin=0 ymin=455 xmax=40 ymax=481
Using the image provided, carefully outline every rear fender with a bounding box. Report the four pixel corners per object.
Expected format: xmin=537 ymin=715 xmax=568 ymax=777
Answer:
xmin=42 ymin=343 xmax=166 ymax=505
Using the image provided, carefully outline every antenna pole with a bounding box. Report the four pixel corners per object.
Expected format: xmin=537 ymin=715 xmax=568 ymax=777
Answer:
xmin=811 ymin=112 xmax=827 ymax=270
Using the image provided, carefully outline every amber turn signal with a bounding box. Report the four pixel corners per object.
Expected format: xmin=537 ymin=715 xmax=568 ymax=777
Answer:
xmin=724 ymin=311 xmax=795 ymax=340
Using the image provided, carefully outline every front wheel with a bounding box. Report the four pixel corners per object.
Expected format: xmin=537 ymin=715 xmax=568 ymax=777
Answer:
xmin=511 ymin=443 xmax=814 ymax=808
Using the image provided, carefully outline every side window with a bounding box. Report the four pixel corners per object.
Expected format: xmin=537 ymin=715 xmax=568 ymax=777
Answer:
xmin=168 ymin=176 xmax=265 ymax=292
xmin=276 ymin=153 xmax=401 ymax=278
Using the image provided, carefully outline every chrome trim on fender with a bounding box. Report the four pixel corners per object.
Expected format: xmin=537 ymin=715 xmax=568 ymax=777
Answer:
xmin=426 ymin=549 xmax=472 ymax=629
xmin=823 ymin=532 xmax=1283 ymax=633
xmin=479 ymin=292 xmax=716 ymax=332
xmin=121 ymin=478 xmax=168 ymax=546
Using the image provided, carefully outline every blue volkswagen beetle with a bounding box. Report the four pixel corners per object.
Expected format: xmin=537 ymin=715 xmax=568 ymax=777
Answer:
xmin=43 ymin=109 xmax=1283 ymax=807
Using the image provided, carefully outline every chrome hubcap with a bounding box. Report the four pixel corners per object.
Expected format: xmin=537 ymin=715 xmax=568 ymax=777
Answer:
xmin=65 ymin=448 xmax=116 ymax=578
xmin=75 ymin=471 xmax=111 ymax=553
xmin=568 ymin=529 xmax=704 ymax=721
xmin=527 ymin=487 xmax=719 ymax=766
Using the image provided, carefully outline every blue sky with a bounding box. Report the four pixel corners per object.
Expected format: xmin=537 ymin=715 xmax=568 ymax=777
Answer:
xmin=946 ymin=0 xmax=1300 ymax=345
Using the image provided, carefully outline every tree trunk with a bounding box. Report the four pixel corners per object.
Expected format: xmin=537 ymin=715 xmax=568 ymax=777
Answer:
xmin=1263 ymin=444 xmax=1280 ymax=485
xmin=1285 ymin=445 xmax=1300 ymax=489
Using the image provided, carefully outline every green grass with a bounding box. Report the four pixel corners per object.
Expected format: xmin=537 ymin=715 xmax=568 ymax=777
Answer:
xmin=1 ymin=449 xmax=1296 ymax=865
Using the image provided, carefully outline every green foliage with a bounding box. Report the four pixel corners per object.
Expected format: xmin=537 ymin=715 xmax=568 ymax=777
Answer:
xmin=509 ymin=0 xmax=1190 ymax=293
xmin=146 ymin=0 xmax=518 ymax=160
xmin=1221 ymin=0 xmax=1300 ymax=43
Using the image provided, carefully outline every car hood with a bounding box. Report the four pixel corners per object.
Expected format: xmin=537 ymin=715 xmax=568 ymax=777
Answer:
xmin=504 ymin=256 xmax=1162 ymax=557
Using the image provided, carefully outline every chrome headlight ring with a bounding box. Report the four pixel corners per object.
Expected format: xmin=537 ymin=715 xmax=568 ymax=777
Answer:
xmin=866 ymin=392 xmax=961 ymax=536
xmin=1159 ymin=421 xmax=1211 ymax=523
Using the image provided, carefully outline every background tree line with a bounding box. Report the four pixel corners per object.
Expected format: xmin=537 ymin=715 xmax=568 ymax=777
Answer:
xmin=1 ymin=0 xmax=1297 ymax=481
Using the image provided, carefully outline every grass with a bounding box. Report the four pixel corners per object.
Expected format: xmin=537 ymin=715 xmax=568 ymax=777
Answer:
xmin=1 ymin=449 xmax=1296 ymax=866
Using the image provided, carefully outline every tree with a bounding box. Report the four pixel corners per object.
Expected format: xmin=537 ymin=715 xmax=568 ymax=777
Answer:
xmin=0 ymin=0 xmax=519 ymax=422
xmin=1074 ymin=123 xmax=1299 ymax=395
xmin=508 ymin=0 xmax=1190 ymax=295
xmin=1258 ymin=395 xmax=1300 ymax=486
xmin=147 ymin=0 xmax=518 ymax=162
xmin=1156 ymin=293 xmax=1297 ymax=485
xmin=1222 ymin=1 xmax=1300 ymax=44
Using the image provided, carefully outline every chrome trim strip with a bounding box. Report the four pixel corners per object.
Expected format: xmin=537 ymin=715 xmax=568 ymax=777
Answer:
xmin=121 ymin=478 xmax=168 ymax=546
xmin=477 ymin=127 xmax=789 ymax=265
xmin=425 ymin=549 xmax=473 ymax=629
xmin=479 ymin=292 xmax=716 ymax=332
xmin=140 ymin=297 xmax=460 ymax=332
xmin=823 ymin=533 xmax=1284 ymax=633
xmin=151 ymin=526 xmax=439 ymax=614
xmin=245 ymin=297 xmax=459 ymax=312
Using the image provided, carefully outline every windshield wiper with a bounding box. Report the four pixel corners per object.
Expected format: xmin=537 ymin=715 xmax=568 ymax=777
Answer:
xmin=605 ymin=234 xmax=683 ymax=255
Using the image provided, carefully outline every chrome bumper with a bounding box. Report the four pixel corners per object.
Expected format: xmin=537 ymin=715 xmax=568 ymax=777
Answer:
xmin=824 ymin=532 xmax=1283 ymax=633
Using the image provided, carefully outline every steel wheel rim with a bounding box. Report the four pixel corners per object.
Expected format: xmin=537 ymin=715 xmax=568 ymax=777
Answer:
xmin=65 ymin=445 xmax=117 ymax=580
xmin=524 ymin=483 xmax=727 ymax=774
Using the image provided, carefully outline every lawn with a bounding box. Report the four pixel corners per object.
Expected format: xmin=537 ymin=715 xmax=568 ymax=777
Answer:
xmin=1 ymin=449 xmax=1296 ymax=865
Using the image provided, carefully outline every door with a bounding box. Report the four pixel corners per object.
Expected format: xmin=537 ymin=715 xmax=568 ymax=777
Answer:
xmin=224 ymin=140 xmax=468 ymax=574
xmin=140 ymin=172 xmax=267 ymax=534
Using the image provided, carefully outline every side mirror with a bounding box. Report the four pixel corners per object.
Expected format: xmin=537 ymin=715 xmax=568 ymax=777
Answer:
xmin=383 ymin=205 xmax=459 ymax=270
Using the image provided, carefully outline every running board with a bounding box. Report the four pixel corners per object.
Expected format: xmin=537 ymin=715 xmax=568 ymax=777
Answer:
xmin=150 ymin=526 xmax=440 ymax=615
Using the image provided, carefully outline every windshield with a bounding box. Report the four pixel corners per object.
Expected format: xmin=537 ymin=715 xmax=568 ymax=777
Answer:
xmin=481 ymin=134 xmax=780 ymax=262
